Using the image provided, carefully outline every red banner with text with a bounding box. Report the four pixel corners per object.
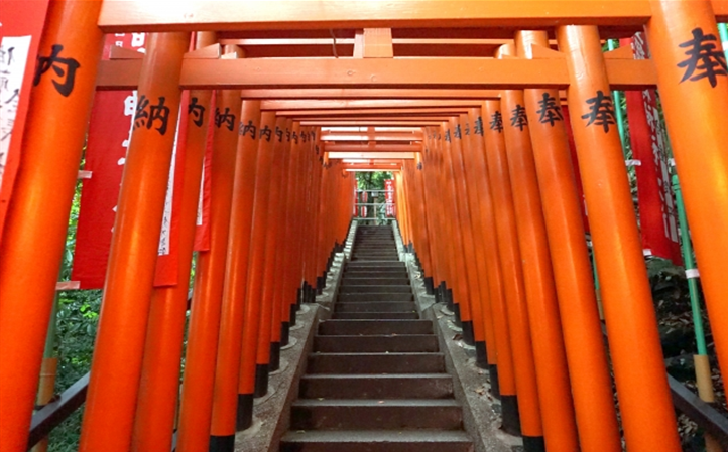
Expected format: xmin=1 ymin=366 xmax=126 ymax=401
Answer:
xmin=624 ymin=33 xmax=682 ymax=264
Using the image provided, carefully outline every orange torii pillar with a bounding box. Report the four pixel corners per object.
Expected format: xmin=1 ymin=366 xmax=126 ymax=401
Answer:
xmin=0 ymin=2 xmax=104 ymax=450
xmin=236 ymin=111 xmax=276 ymax=430
xmin=303 ymin=129 xmax=324 ymax=300
xmin=421 ymin=129 xmax=449 ymax=306
xmin=406 ymin=154 xmax=435 ymax=293
xmin=132 ymin=32 xmax=217 ymax=452
xmin=297 ymin=127 xmax=318 ymax=305
xmin=77 ymin=32 xmax=190 ymax=452
xmin=515 ymin=30 xmax=621 ymax=452
xmin=558 ymin=25 xmax=681 ymax=452
xmin=469 ymin=107 xmax=516 ymax=402
xmin=176 ymin=76 xmax=243 ymax=452
xmin=459 ymin=112 xmax=497 ymax=369
xmin=483 ymin=100 xmax=539 ymax=438
xmin=646 ymin=0 xmax=728 ymax=385
xmin=261 ymin=118 xmax=294 ymax=376
xmin=412 ymin=151 xmax=437 ymax=296
xmin=497 ymin=42 xmax=577 ymax=452
xmin=423 ymin=127 xmax=457 ymax=315
xmin=452 ymin=114 xmax=489 ymax=350
xmin=278 ymin=121 xmax=304 ymax=345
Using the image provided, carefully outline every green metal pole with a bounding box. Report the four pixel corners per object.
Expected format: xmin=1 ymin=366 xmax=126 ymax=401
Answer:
xmin=672 ymin=175 xmax=708 ymax=355
xmin=718 ymin=23 xmax=728 ymax=61
xmin=607 ymin=39 xmax=629 ymax=159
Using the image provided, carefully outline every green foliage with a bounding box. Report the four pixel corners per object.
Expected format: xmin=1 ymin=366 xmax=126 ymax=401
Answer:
xmin=356 ymin=171 xmax=392 ymax=190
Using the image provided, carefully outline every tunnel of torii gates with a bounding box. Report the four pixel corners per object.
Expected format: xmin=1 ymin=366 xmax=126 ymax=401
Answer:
xmin=2 ymin=1 xmax=728 ymax=452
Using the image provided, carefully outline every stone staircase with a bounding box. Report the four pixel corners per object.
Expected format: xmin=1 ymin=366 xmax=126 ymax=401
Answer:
xmin=280 ymin=225 xmax=474 ymax=452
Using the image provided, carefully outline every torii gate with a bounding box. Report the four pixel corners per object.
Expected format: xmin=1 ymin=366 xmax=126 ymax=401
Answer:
xmin=1 ymin=2 xmax=728 ymax=452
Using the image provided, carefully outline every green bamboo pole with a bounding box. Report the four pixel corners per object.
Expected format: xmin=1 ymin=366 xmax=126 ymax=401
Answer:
xmin=607 ymin=40 xmax=629 ymax=159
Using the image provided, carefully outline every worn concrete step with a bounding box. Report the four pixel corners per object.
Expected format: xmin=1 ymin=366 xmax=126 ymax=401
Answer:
xmin=338 ymin=292 xmax=413 ymax=302
xmin=315 ymin=335 xmax=439 ymax=353
xmin=341 ymin=278 xmax=410 ymax=286
xmin=339 ymin=285 xmax=412 ymax=294
xmin=290 ymin=399 xmax=463 ymax=431
xmin=280 ymin=430 xmax=474 ymax=452
xmin=352 ymin=253 xmax=399 ymax=258
xmin=333 ymin=311 xmax=420 ymax=320
xmin=307 ymin=352 xmax=445 ymax=374
xmin=335 ymin=301 xmax=416 ymax=313
xmin=351 ymin=257 xmax=399 ymax=262
xmin=319 ymin=320 xmax=432 ymax=335
xmin=299 ymin=373 xmax=454 ymax=400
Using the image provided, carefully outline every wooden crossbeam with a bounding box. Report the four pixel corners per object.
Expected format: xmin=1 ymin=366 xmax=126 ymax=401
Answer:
xmin=304 ymin=120 xmax=444 ymax=126
xmin=242 ymin=89 xmax=505 ymax=99
xmin=262 ymin=100 xmax=483 ymax=110
xmin=322 ymin=132 xmax=423 ymax=142
xmin=281 ymin=108 xmax=471 ymax=118
xmin=329 ymin=152 xmax=416 ymax=159
xmin=96 ymin=57 xmax=655 ymax=91
xmin=325 ymin=143 xmax=422 ymax=152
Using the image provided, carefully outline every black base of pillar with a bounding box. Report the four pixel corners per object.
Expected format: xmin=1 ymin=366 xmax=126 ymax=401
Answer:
xmin=316 ymin=276 xmax=324 ymax=295
xmin=289 ymin=304 xmax=297 ymax=325
xmin=428 ymin=277 xmax=436 ymax=295
xmin=446 ymin=287 xmax=454 ymax=311
xmin=501 ymin=395 xmax=521 ymax=436
xmin=475 ymin=341 xmax=488 ymax=368
xmin=296 ymin=287 xmax=304 ymax=308
xmin=236 ymin=393 xmax=254 ymax=431
xmin=489 ymin=364 xmax=501 ymax=400
xmin=307 ymin=283 xmax=315 ymax=303
xmin=523 ymin=436 xmax=546 ymax=452
xmin=281 ymin=322 xmax=290 ymax=346
xmin=453 ymin=301 xmax=462 ymax=325
xmin=462 ymin=321 xmax=475 ymax=345
xmin=209 ymin=435 xmax=235 ymax=452
xmin=435 ymin=283 xmax=443 ymax=304
xmin=269 ymin=342 xmax=280 ymax=371
xmin=254 ymin=363 xmax=269 ymax=398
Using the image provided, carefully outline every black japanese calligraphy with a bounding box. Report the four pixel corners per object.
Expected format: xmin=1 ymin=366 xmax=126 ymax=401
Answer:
xmin=259 ymin=125 xmax=272 ymax=141
xmin=240 ymin=120 xmax=257 ymax=139
xmin=188 ymin=97 xmax=205 ymax=127
xmin=510 ymin=104 xmax=528 ymax=131
xmin=581 ymin=90 xmax=617 ymax=133
xmin=134 ymin=95 xmax=170 ymax=135
xmin=536 ymin=93 xmax=564 ymax=126
xmin=490 ymin=112 xmax=503 ymax=132
xmin=33 ymin=44 xmax=80 ymax=97
xmin=678 ymin=27 xmax=728 ymax=88
xmin=275 ymin=127 xmax=284 ymax=142
xmin=215 ymin=107 xmax=235 ymax=131
xmin=474 ymin=117 xmax=484 ymax=136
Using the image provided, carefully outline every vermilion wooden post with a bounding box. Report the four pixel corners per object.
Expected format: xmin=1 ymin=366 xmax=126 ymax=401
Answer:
xmin=253 ymin=116 xmax=289 ymax=398
xmin=279 ymin=121 xmax=303 ymax=343
xmin=422 ymin=129 xmax=448 ymax=301
xmin=410 ymin=154 xmax=434 ymax=280
xmin=469 ymin=107 xmax=512 ymax=397
xmin=483 ymin=99 xmax=539 ymax=437
xmin=415 ymin=145 xmax=439 ymax=295
xmin=646 ymin=0 xmax=728 ymax=384
xmin=498 ymin=41 xmax=577 ymax=452
xmin=208 ymin=48 xmax=254 ymax=452
xmin=448 ymin=115 xmax=484 ymax=346
xmin=0 ymin=2 xmax=104 ymax=450
xmin=132 ymin=32 xmax=218 ymax=452
xmin=176 ymin=88 xmax=244 ymax=452
xmin=515 ymin=30 xmax=621 ymax=452
xmin=78 ymin=32 xmax=190 ymax=452
xmin=461 ymin=111 xmax=497 ymax=369
xmin=265 ymin=119 xmax=294 ymax=372
xmin=237 ymin=111 xmax=277 ymax=425
xmin=557 ymin=24 xmax=681 ymax=452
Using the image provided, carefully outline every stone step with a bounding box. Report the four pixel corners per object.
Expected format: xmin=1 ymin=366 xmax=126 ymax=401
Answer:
xmin=307 ymin=352 xmax=446 ymax=374
xmin=340 ymin=278 xmax=410 ymax=286
xmin=339 ymin=285 xmax=412 ymax=294
xmin=298 ymin=373 xmax=454 ymax=400
xmin=314 ymin=335 xmax=439 ymax=353
xmin=333 ymin=312 xmax=420 ymax=320
xmin=335 ymin=302 xmax=416 ymax=313
xmin=342 ymin=271 xmax=409 ymax=278
xmin=346 ymin=261 xmax=405 ymax=268
xmin=279 ymin=430 xmax=474 ymax=452
xmin=319 ymin=320 xmax=433 ymax=335
xmin=338 ymin=292 xmax=413 ymax=302
xmin=290 ymin=399 xmax=463 ymax=431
